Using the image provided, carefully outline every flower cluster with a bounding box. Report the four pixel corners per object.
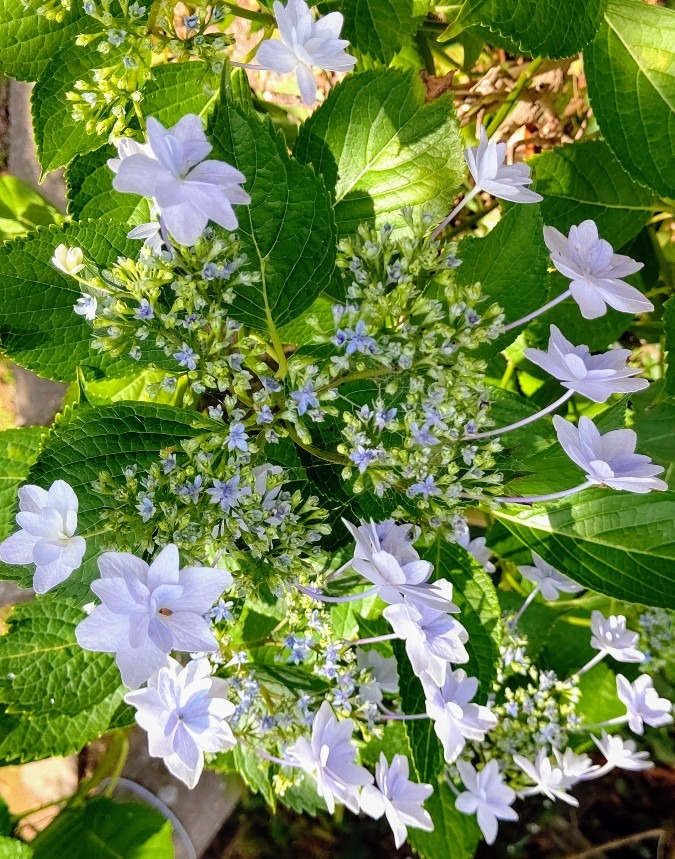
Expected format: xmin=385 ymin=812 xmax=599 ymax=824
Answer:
xmin=1 ymin=17 xmax=670 ymax=849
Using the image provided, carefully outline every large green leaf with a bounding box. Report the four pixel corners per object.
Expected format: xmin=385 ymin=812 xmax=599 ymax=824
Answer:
xmin=0 ymin=596 xmax=121 ymax=718
xmin=208 ymin=81 xmax=336 ymax=332
xmin=426 ymin=539 xmax=501 ymax=704
xmin=65 ymin=146 xmax=150 ymax=227
xmin=493 ymin=488 xmax=675 ymax=608
xmin=0 ymin=0 xmax=84 ymax=81
xmin=33 ymin=37 xmax=125 ymax=174
xmin=0 ymin=221 xmax=135 ymax=382
xmin=456 ymin=204 xmax=549 ymax=355
xmin=0 ymin=838 xmax=33 ymax=859
xmin=474 ymin=0 xmax=606 ymax=58
xmin=0 ymin=690 xmax=125 ymax=765
xmin=393 ymin=639 xmax=443 ymax=784
xmin=0 ymin=176 xmax=61 ymax=241
xmin=0 ymin=427 xmax=44 ymax=542
xmin=27 ymin=403 xmax=214 ymax=532
xmin=341 ymin=0 xmax=416 ymax=62
xmin=665 ymin=295 xmax=675 ymax=397
xmin=3 ymin=403 xmax=216 ymax=601
xmin=293 ymin=69 xmax=465 ymax=235
xmin=584 ymin=0 xmax=675 ymax=197
xmin=66 ymin=62 xmax=218 ymax=224
xmin=529 ymin=140 xmax=656 ymax=249
xmin=31 ymin=798 xmax=173 ymax=859
xmin=407 ymin=781 xmax=481 ymax=859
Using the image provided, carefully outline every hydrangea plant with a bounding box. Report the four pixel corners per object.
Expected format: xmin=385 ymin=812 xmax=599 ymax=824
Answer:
xmin=0 ymin=0 xmax=673 ymax=855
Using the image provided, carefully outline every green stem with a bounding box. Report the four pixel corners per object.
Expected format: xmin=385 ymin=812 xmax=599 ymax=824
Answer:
xmin=485 ymin=56 xmax=545 ymax=137
xmin=103 ymin=732 xmax=130 ymax=797
xmin=222 ymin=2 xmax=274 ymax=24
xmin=80 ymin=527 xmax=110 ymax=539
xmin=284 ymin=423 xmax=347 ymax=465
xmin=321 ymin=366 xmax=393 ymax=393
xmin=443 ymin=200 xmax=500 ymax=239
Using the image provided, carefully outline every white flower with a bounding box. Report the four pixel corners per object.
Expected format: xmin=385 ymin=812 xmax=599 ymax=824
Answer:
xmin=616 ymin=674 xmax=672 ymax=735
xmin=75 ymin=544 xmax=232 ymax=688
xmin=257 ymin=0 xmax=356 ymax=105
xmin=125 ymin=656 xmax=236 ymax=789
xmin=73 ymin=293 xmax=97 ymax=321
xmin=360 ymin=753 xmax=433 ymax=848
xmin=455 ymin=760 xmax=518 ymax=845
xmin=343 ymin=519 xmax=458 ymax=613
xmin=353 ymin=548 xmax=459 ymax=613
xmin=456 ymin=532 xmax=495 ymax=573
xmin=465 ymin=123 xmax=542 ymax=205
xmin=513 ymin=749 xmax=578 ymax=806
xmin=422 ymin=669 xmax=497 ymax=763
xmin=592 ymin=731 xmax=653 ymax=772
xmin=0 ymin=480 xmax=86 ymax=593
xmin=127 ymin=221 xmax=163 ymax=254
xmin=524 ymin=325 xmax=649 ymax=403
xmin=553 ymin=415 xmax=667 ymax=494
xmin=383 ymin=602 xmax=469 ymax=685
xmin=52 ymin=244 xmax=85 ymax=275
xmin=344 ymin=518 xmax=421 ymax=568
xmin=543 ymin=220 xmax=651 ymax=320
xmin=110 ymin=114 xmax=251 ymax=246
xmin=356 ymin=648 xmax=399 ymax=704
xmin=553 ymin=748 xmax=601 ymax=784
xmin=518 ymin=553 xmax=583 ymax=601
xmin=589 ymin=611 xmax=645 ymax=664
xmin=286 ymin=701 xmax=373 ymax=813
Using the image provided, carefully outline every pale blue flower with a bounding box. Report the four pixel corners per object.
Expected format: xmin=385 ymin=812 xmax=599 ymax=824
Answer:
xmin=125 ymin=657 xmax=236 ymax=788
xmin=291 ymin=382 xmax=319 ymax=415
xmin=174 ymin=343 xmax=199 ymax=370
xmin=206 ymin=476 xmax=250 ymax=512
xmin=76 ymin=544 xmax=232 ymax=688
xmin=225 ymin=423 xmax=249 ymax=452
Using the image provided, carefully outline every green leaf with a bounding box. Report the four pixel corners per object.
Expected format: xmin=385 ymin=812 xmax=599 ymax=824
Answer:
xmin=0 ymin=838 xmax=33 ymax=859
xmin=0 ymin=0 xmax=85 ymax=81
xmin=529 ymin=139 xmax=656 ymax=249
xmin=0 ymin=596 xmax=121 ymax=718
xmin=341 ymin=0 xmax=416 ymax=62
xmin=0 ymin=690 xmax=125 ymax=764
xmin=576 ymin=662 xmax=624 ymax=725
xmin=0 ymin=798 xmax=10 ymax=836
xmin=293 ymin=69 xmax=465 ymax=235
xmin=493 ymin=488 xmax=675 ymax=608
xmin=65 ymin=146 xmax=150 ymax=227
xmin=31 ymin=798 xmax=174 ymax=859
xmin=407 ymin=781 xmax=481 ymax=859
xmin=0 ymin=221 xmax=136 ymax=382
xmin=0 ymin=177 xmax=61 ymax=240
xmin=584 ymin=0 xmax=675 ymax=197
xmin=438 ymin=0 xmax=489 ymax=41
xmin=665 ymin=296 xmax=675 ymax=397
xmin=394 ymin=639 xmax=442 ymax=783
xmin=425 ymin=539 xmax=502 ymax=703
xmin=33 ymin=36 xmax=125 ymax=174
xmin=10 ymin=403 xmax=215 ymax=601
xmin=66 ymin=62 xmax=218 ymax=223
xmin=474 ymin=0 xmax=606 ymax=58
xmin=247 ymin=663 xmax=329 ymax=697
xmin=212 ymin=746 xmax=274 ymax=807
xmin=632 ymin=386 xmax=675 ymax=475
xmin=208 ymin=79 xmax=336 ymax=332
xmin=0 ymin=427 xmax=44 ymax=541
xmin=456 ymin=204 xmax=549 ymax=356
